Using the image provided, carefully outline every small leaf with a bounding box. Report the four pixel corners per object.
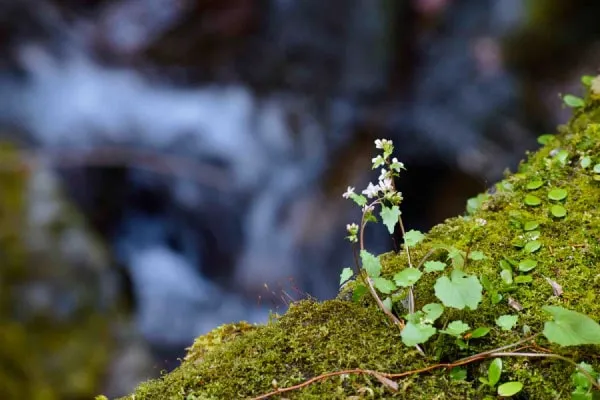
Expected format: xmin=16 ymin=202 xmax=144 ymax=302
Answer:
xmin=447 ymin=247 xmax=465 ymax=269
xmin=372 ymin=277 xmax=397 ymax=294
xmin=524 ymin=240 xmax=542 ymax=253
xmin=548 ymin=188 xmax=568 ymax=201
xmin=470 ymin=327 xmax=491 ymax=339
xmin=449 ymin=367 xmax=467 ymax=381
xmin=551 ymin=204 xmax=567 ymax=218
xmin=382 ymin=297 xmax=392 ymax=312
xmin=542 ymin=306 xmax=600 ymax=346
xmin=518 ymin=259 xmax=537 ymax=272
xmin=401 ymin=321 xmax=437 ymax=346
xmin=352 ymin=284 xmax=368 ymax=302
xmin=340 ymin=267 xmax=354 ymax=285
xmin=581 ymin=156 xmax=592 ymax=169
xmin=424 ymin=260 xmax=446 ymax=273
xmin=491 ymin=292 xmax=503 ymax=304
xmin=526 ymin=179 xmax=544 ymax=190
xmin=469 ymin=251 xmax=487 ymax=261
xmin=434 ymin=269 xmax=483 ymax=310
xmin=360 ymin=250 xmax=381 ymax=278
xmin=349 ymin=193 xmax=367 ymax=207
xmin=556 ymin=149 xmax=570 ymax=165
xmin=488 ymin=358 xmax=503 ymax=387
xmin=497 ymin=382 xmax=523 ymax=397
xmin=524 ymin=194 xmax=541 ymax=206
xmin=594 ymin=164 xmax=600 ymax=174
xmin=500 ymin=269 xmax=513 ymax=284
xmin=582 ymin=75 xmax=595 ymax=86
xmin=394 ymin=268 xmax=422 ymax=287
xmin=496 ymin=314 xmax=518 ymax=331
xmin=440 ymin=320 xmax=470 ymax=337
xmin=537 ymin=134 xmax=555 ymax=145
xmin=422 ymin=303 xmax=444 ymax=323
xmin=514 ymin=275 xmax=533 ymax=284
xmin=563 ymin=94 xmax=585 ymax=108
xmin=523 ymin=221 xmax=539 ymax=231
xmin=404 ymin=230 xmax=425 ymax=247
xmin=380 ymin=205 xmax=401 ymax=234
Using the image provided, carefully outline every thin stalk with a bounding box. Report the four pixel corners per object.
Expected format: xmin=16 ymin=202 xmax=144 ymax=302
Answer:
xmin=397 ymin=217 xmax=415 ymax=315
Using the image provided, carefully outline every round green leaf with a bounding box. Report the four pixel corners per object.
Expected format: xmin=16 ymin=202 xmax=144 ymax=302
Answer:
xmin=551 ymin=205 xmax=567 ymax=218
xmin=339 ymin=267 xmax=354 ymax=285
xmin=404 ymin=230 xmax=425 ymax=247
xmin=524 ymin=194 xmax=541 ymax=206
xmin=372 ymin=277 xmax=397 ymax=294
xmin=422 ymin=303 xmax=444 ymax=322
xmin=594 ymin=164 xmax=600 ymax=174
xmin=434 ymin=270 xmax=483 ymax=310
xmin=394 ymin=268 xmax=422 ymax=287
xmin=360 ymin=250 xmax=381 ymax=278
xmin=526 ymin=179 xmax=544 ymax=190
xmin=449 ymin=367 xmax=467 ymax=381
xmin=496 ymin=314 xmax=518 ymax=331
xmin=537 ymin=134 xmax=554 ymax=145
xmin=524 ymin=240 xmax=542 ymax=253
xmin=500 ymin=269 xmax=513 ymax=284
xmin=523 ymin=221 xmax=539 ymax=231
xmin=423 ymin=260 xmax=446 ymax=273
xmin=440 ymin=320 xmax=470 ymax=337
xmin=542 ymin=306 xmax=600 ymax=346
xmin=518 ymin=259 xmax=537 ymax=272
xmin=401 ymin=321 xmax=436 ymax=346
xmin=497 ymin=382 xmax=523 ymax=397
xmin=581 ymin=156 xmax=592 ymax=169
xmin=514 ymin=275 xmax=533 ymax=284
xmin=548 ymin=188 xmax=568 ymax=201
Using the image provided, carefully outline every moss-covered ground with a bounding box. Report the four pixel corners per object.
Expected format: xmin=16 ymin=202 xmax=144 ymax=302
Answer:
xmin=123 ymin=92 xmax=600 ymax=399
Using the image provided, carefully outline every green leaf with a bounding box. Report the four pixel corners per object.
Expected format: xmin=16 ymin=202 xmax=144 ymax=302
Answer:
xmin=526 ymin=179 xmax=544 ymax=190
xmin=434 ymin=269 xmax=483 ymax=310
xmin=497 ymin=382 xmax=523 ymax=397
xmin=469 ymin=251 xmax=487 ymax=261
xmin=582 ymin=75 xmax=595 ymax=86
xmin=422 ymin=303 xmax=444 ymax=323
xmin=340 ymin=267 xmax=354 ymax=285
xmin=496 ymin=314 xmax=518 ymax=331
xmin=352 ymin=284 xmax=368 ymax=302
xmin=360 ymin=250 xmax=381 ymax=278
xmin=581 ymin=156 xmax=592 ymax=169
xmin=542 ymin=306 xmax=600 ymax=346
xmin=518 ymin=259 xmax=537 ymax=272
xmin=524 ymin=194 xmax=541 ymax=206
xmin=488 ymin=358 xmax=503 ymax=387
xmin=449 ymin=367 xmax=467 ymax=381
xmin=524 ymin=240 xmax=542 ymax=253
xmin=548 ymin=188 xmax=568 ymax=201
xmin=551 ymin=204 xmax=567 ymax=218
xmin=401 ymin=321 xmax=436 ymax=347
xmin=500 ymin=269 xmax=513 ymax=284
xmin=440 ymin=320 xmax=470 ymax=337
xmin=404 ymin=230 xmax=425 ymax=247
xmin=523 ymin=220 xmax=539 ymax=231
xmin=424 ymin=260 xmax=446 ymax=273
xmin=447 ymin=247 xmax=465 ymax=269
xmin=382 ymin=297 xmax=392 ymax=312
xmin=491 ymin=292 xmax=503 ymax=304
xmin=349 ymin=193 xmax=367 ymax=207
xmin=556 ymin=149 xmax=570 ymax=165
xmin=537 ymin=134 xmax=555 ymax=145
xmin=380 ymin=205 xmax=401 ymax=234
xmin=372 ymin=277 xmax=397 ymax=294
xmin=514 ymin=275 xmax=533 ymax=284
xmin=470 ymin=327 xmax=491 ymax=339
xmin=571 ymin=388 xmax=593 ymax=400
xmin=394 ymin=268 xmax=422 ymax=287
xmin=594 ymin=164 xmax=600 ymax=174
xmin=563 ymin=94 xmax=585 ymax=108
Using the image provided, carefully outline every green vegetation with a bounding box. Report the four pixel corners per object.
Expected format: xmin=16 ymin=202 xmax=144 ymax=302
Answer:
xmin=121 ymin=76 xmax=600 ymax=399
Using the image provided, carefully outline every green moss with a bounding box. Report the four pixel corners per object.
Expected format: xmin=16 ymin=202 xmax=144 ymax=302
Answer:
xmin=125 ymin=93 xmax=600 ymax=399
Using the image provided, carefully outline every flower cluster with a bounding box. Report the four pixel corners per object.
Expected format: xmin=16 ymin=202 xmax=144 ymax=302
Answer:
xmin=342 ymin=139 xmax=406 ymax=242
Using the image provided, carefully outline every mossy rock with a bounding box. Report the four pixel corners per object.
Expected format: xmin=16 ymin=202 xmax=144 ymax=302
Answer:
xmin=0 ymin=144 xmax=121 ymax=399
xmin=123 ymin=91 xmax=600 ymax=399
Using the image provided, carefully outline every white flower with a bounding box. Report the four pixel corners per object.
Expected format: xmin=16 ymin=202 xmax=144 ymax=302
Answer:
xmin=379 ymin=177 xmax=394 ymax=193
xmin=371 ymin=155 xmax=385 ymax=168
xmin=374 ymin=138 xmax=393 ymax=149
xmin=362 ymin=182 xmax=380 ymax=198
xmin=378 ymin=168 xmax=389 ymax=181
xmin=342 ymin=186 xmax=355 ymax=199
xmin=475 ymin=218 xmax=487 ymax=226
xmin=390 ymin=158 xmax=405 ymax=172
xmin=362 ymin=204 xmax=375 ymax=213
xmin=346 ymin=223 xmax=359 ymax=233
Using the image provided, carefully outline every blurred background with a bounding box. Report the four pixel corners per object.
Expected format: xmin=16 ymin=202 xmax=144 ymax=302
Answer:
xmin=0 ymin=0 xmax=599 ymax=398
